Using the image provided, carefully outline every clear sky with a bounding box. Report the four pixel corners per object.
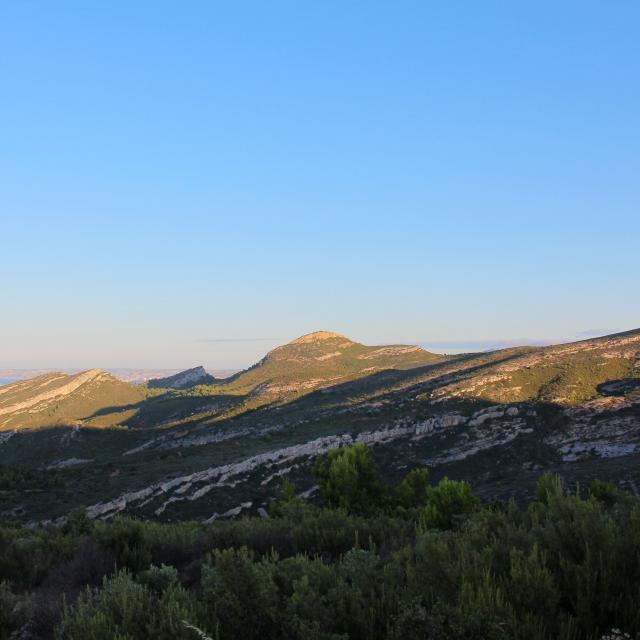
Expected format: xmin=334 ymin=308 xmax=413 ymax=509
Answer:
xmin=1 ymin=1 xmax=639 ymax=369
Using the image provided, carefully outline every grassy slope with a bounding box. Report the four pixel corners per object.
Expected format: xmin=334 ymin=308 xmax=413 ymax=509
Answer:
xmin=214 ymin=331 xmax=443 ymax=393
xmin=0 ymin=370 xmax=147 ymax=430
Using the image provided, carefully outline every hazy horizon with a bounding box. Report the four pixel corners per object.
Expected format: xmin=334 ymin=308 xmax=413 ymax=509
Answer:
xmin=0 ymin=327 xmax=631 ymax=372
xmin=2 ymin=3 xmax=639 ymax=370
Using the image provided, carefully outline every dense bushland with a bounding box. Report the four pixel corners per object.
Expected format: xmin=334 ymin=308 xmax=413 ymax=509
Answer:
xmin=1 ymin=444 xmax=639 ymax=639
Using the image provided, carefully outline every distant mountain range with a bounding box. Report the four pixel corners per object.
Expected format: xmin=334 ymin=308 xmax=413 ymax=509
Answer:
xmin=0 ymin=328 xmax=638 ymax=524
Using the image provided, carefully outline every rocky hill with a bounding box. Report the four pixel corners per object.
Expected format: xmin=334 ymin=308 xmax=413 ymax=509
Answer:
xmin=0 ymin=328 xmax=639 ymax=524
xmin=218 ymin=331 xmax=443 ymax=398
xmin=430 ymin=328 xmax=640 ymax=405
xmin=0 ymin=369 xmax=147 ymax=431
xmin=147 ymin=366 xmax=215 ymax=389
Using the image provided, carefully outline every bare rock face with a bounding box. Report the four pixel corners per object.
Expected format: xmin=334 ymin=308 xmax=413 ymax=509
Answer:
xmin=148 ymin=366 xmax=214 ymax=389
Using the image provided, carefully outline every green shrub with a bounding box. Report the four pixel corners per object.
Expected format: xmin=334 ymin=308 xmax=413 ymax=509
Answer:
xmin=589 ymin=480 xmax=619 ymax=507
xmin=269 ymin=480 xmax=314 ymax=520
xmin=422 ymin=478 xmax=479 ymax=529
xmin=0 ymin=581 xmax=26 ymax=640
xmin=535 ymin=472 xmax=565 ymax=505
xmin=0 ymin=470 xmax=638 ymax=640
xmin=314 ymin=444 xmax=385 ymax=515
xmin=95 ymin=518 xmax=152 ymax=572
xmin=55 ymin=570 xmax=207 ymax=640
xmin=138 ymin=563 xmax=178 ymax=592
xmin=394 ymin=468 xmax=430 ymax=509
xmin=201 ymin=547 xmax=279 ymax=639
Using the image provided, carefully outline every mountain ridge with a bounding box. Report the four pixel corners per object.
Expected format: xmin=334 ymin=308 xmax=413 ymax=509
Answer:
xmin=0 ymin=331 xmax=441 ymax=430
xmin=0 ymin=369 xmax=147 ymax=430
xmin=0 ymin=327 xmax=638 ymax=525
xmin=214 ymin=331 xmax=443 ymax=399
xmin=147 ymin=366 xmax=215 ymax=390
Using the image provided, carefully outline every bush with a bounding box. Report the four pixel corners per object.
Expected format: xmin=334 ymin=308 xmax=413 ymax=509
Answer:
xmin=55 ymin=570 xmax=207 ymax=640
xmin=589 ymin=480 xmax=619 ymax=507
xmin=422 ymin=478 xmax=479 ymax=530
xmin=394 ymin=468 xmax=430 ymax=509
xmin=201 ymin=547 xmax=278 ymax=639
xmin=314 ymin=443 xmax=386 ymax=515
xmin=535 ymin=472 xmax=565 ymax=505
xmin=0 ymin=581 xmax=26 ymax=640
xmin=95 ymin=517 xmax=152 ymax=572
xmin=138 ymin=563 xmax=178 ymax=592
xmin=1 ymin=466 xmax=640 ymax=640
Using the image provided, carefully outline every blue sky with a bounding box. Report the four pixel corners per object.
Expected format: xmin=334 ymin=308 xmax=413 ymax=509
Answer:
xmin=1 ymin=1 xmax=639 ymax=369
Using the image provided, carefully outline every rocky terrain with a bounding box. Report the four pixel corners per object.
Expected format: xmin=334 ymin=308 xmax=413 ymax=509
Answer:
xmin=0 ymin=328 xmax=638 ymax=524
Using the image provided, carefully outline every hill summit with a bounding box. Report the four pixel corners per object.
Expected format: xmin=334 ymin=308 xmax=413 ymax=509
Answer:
xmin=262 ymin=331 xmax=357 ymax=363
xmin=220 ymin=330 xmax=443 ymax=398
xmin=289 ymin=330 xmax=350 ymax=344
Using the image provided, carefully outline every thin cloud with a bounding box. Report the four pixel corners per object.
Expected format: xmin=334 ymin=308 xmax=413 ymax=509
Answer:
xmin=198 ymin=337 xmax=275 ymax=343
xmin=418 ymin=339 xmax=550 ymax=353
xmin=573 ymin=328 xmax=619 ymax=339
xmin=419 ymin=329 xmax=623 ymax=353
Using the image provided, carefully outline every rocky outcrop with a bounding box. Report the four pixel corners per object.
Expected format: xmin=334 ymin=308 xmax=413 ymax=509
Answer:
xmin=357 ymin=345 xmax=423 ymax=359
xmin=85 ymin=415 xmax=471 ymax=520
xmin=425 ymin=418 xmax=531 ymax=466
xmin=148 ymin=366 xmax=214 ymax=390
xmin=547 ymin=396 xmax=640 ymax=462
xmin=0 ymin=431 xmax=15 ymax=445
xmin=47 ymin=457 xmax=93 ymax=469
xmin=204 ymin=502 xmax=253 ymax=523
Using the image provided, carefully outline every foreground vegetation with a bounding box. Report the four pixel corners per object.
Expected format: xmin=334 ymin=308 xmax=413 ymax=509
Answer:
xmin=1 ymin=445 xmax=640 ymax=639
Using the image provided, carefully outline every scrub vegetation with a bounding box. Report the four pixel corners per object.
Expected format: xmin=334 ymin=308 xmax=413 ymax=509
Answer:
xmin=1 ymin=445 xmax=640 ymax=639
